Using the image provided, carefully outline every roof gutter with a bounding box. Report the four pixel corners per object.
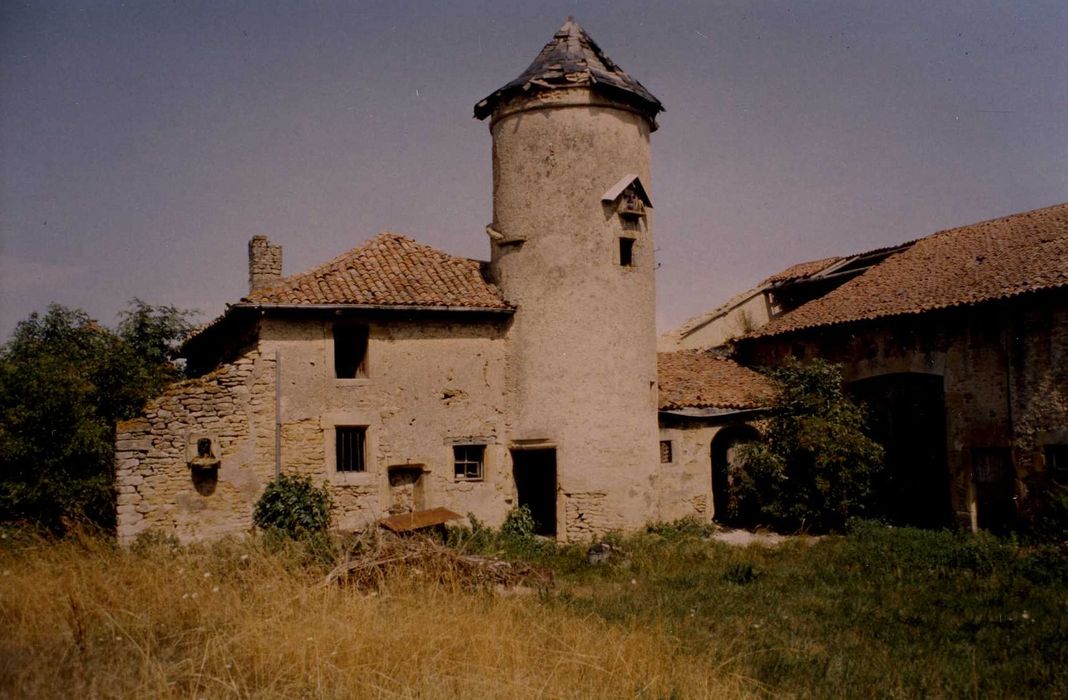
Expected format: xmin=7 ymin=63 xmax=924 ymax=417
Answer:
xmin=658 ymin=407 xmax=769 ymax=424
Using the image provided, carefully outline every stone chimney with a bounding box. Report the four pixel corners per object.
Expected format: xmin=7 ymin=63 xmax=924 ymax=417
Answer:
xmin=248 ymin=235 xmax=282 ymax=293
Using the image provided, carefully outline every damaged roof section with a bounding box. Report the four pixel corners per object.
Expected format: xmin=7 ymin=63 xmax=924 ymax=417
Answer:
xmin=658 ymin=350 xmax=775 ymax=411
xmin=474 ymin=17 xmax=663 ymax=124
xmin=751 ymin=202 xmax=1068 ymax=338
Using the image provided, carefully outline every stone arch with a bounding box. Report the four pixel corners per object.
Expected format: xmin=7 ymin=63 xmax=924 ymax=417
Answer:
xmin=710 ymin=424 xmax=760 ymax=523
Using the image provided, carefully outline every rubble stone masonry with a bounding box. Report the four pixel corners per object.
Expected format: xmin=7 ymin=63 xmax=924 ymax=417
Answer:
xmin=116 ymin=315 xmax=512 ymax=544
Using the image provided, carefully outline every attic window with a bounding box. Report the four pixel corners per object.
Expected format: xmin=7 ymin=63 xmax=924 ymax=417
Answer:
xmin=619 ymin=237 xmax=635 ymax=267
xmin=334 ymin=325 xmax=368 ymax=379
xmin=660 ymin=440 xmax=673 ymax=463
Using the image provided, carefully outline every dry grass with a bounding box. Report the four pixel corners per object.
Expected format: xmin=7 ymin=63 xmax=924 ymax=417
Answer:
xmin=0 ymin=533 xmax=751 ymax=699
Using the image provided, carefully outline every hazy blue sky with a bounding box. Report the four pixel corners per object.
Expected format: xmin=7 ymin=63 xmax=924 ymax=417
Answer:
xmin=2 ymin=1 xmax=1066 ymax=338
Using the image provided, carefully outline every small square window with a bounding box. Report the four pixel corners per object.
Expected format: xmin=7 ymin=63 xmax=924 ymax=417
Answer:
xmin=659 ymin=440 xmax=673 ymax=464
xmin=453 ymin=445 xmax=485 ymax=481
xmin=619 ymin=237 xmax=635 ymax=267
xmin=336 ymin=427 xmax=366 ymax=472
xmin=334 ymin=325 xmax=368 ymax=379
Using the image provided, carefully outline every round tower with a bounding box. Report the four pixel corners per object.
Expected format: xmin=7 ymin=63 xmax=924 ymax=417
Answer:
xmin=475 ymin=19 xmax=665 ymax=539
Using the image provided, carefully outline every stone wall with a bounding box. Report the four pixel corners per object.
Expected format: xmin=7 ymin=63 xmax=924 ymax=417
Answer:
xmin=741 ymin=290 xmax=1068 ymax=528
xmin=115 ymin=349 xmax=275 ymax=544
xmin=117 ymin=313 xmax=515 ymax=544
xmin=656 ymin=423 xmax=719 ymax=522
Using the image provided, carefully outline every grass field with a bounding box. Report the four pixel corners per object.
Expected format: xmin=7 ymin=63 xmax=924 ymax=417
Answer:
xmin=2 ymin=522 xmax=1066 ymax=698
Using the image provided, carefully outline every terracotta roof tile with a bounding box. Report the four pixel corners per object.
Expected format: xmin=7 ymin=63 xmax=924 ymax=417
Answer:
xmin=658 ymin=351 xmax=775 ymax=410
xmin=762 ymin=256 xmax=843 ymax=285
xmin=244 ymin=233 xmax=510 ymax=310
xmin=752 ymin=203 xmax=1068 ymax=337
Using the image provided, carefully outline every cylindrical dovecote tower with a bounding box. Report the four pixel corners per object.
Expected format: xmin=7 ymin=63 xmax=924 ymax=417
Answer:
xmin=475 ymin=19 xmax=664 ymax=540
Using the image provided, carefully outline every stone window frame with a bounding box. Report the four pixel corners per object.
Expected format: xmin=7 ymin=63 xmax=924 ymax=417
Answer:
xmin=335 ymin=426 xmax=367 ymax=473
xmin=322 ymin=412 xmax=377 ymax=485
xmin=329 ymin=322 xmax=371 ymax=383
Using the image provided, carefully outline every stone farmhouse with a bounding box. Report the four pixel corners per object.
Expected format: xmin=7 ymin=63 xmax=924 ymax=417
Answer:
xmin=665 ymin=203 xmax=1068 ymax=534
xmin=115 ymin=19 xmax=772 ymax=544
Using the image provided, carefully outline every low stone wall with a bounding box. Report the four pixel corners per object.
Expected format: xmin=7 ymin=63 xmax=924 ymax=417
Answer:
xmin=563 ymin=491 xmax=610 ymax=541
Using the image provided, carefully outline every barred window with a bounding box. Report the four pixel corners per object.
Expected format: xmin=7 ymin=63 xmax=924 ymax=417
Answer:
xmin=336 ymin=427 xmax=366 ymax=473
xmin=453 ymin=445 xmax=485 ymax=481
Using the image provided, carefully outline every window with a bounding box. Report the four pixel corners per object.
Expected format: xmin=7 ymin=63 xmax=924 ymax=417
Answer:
xmin=1048 ymin=445 xmax=1068 ymax=485
xmin=334 ymin=325 xmax=368 ymax=379
xmin=619 ymin=237 xmax=635 ymax=266
xmin=336 ymin=427 xmax=366 ymax=472
xmin=660 ymin=440 xmax=673 ymax=463
xmin=453 ymin=445 xmax=485 ymax=481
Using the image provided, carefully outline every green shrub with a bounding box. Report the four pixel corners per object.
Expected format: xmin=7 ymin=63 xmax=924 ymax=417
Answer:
xmin=730 ymin=359 xmax=884 ymax=533
xmin=253 ymin=474 xmax=332 ymax=539
xmin=501 ymin=504 xmax=537 ymax=539
xmin=447 ymin=506 xmax=554 ymax=561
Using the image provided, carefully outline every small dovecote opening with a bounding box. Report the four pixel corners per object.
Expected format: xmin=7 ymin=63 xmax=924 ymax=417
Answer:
xmin=602 ymin=174 xmax=652 ymax=226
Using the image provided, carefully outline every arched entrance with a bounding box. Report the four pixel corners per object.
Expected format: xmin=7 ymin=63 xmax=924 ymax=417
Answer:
xmin=710 ymin=424 xmax=760 ymax=523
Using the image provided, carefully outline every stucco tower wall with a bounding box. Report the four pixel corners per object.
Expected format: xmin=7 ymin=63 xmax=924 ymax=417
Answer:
xmin=487 ymin=89 xmax=660 ymax=536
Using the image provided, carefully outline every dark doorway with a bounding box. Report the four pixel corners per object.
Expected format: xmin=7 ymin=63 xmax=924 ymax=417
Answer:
xmin=973 ymin=447 xmax=1017 ymax=534
xmin=710 ymin=425 xmax=760 ymax=523
xmin=512 ymin=449 xmax=557 ymax=536
xmin=850 ymin=373 xmax=951 ymax=528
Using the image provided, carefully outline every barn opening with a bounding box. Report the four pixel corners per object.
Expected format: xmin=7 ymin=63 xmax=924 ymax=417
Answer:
xmin=511 ymin=448 xmax=557 ymax=536
xmin=849 ymin=373 xmax=952 ymax=528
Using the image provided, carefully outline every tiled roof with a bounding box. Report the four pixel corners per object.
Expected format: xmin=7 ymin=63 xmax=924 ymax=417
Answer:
xmin=244 ymin=233 xmax=510 ymax=310
xmin=763 ymin=256 xmax=843 ymax=285
xmin=752 ymin=203 xmax=1068 ymax=338
xmin=474 ymin=18 xmax=663 ymax=123
xmin=658 ymin=351 xmax=775 ymax=410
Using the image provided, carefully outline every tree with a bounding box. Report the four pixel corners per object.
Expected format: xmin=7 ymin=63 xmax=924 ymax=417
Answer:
xmin=0 ymin=301 xmax=193 ymax=532
xmin=729 ymin=359 xmax=884 ymax=533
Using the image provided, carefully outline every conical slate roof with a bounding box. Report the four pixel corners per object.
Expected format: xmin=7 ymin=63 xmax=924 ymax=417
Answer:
xmin=474 ymin=18 xmax=663 ymax=125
